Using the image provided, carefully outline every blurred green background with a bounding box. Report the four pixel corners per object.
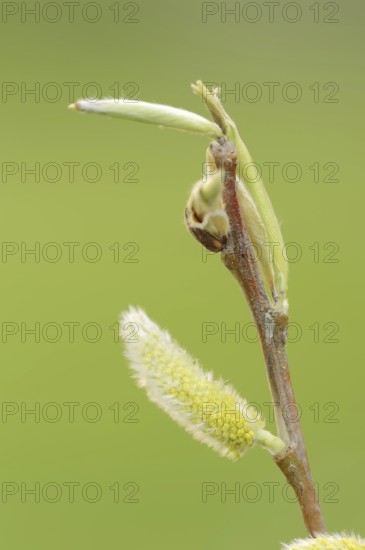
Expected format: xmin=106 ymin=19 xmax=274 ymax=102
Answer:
xmin=0 ymin=0 xmax=363 ymax=548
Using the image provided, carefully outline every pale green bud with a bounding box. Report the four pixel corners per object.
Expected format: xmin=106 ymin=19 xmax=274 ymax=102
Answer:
xmin=192 ymin=81 xmax=288 ymax=305
xmin=186 ymin=141 xmax=277 ymax=296
xmin=282 ymin=534 xmax=365 ymax=550
xmin=185 ymin=147 xmax=229 ymax=252
xmin=68 ymin=98 xmax=222 ymax=137
xmin=120 ymin=307 xmax=286 ymax=460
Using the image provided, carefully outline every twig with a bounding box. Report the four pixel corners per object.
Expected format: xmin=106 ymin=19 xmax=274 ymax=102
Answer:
xmin=276 ymin=448 xmax=326 ymax=536
xmin=211 ymin=139 xmax=326 ymax=536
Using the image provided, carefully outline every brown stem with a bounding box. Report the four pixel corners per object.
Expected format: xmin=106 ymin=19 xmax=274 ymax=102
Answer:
xmin=276 ymin=448 xmax=325 ymax=536
xmin=210 ymin=140 xmax=326 ymax=536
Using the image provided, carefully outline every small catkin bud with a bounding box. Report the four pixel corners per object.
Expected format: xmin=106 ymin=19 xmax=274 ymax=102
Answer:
xmin=120 ymin=307 xmax=267 ymax=460
xmin=185 ymin=164 xmax=229 ymax=252
xmin=282 ymin=534 xmax=365 ymax=550
xmin=186 ymin=140 xmax=277 ymax=295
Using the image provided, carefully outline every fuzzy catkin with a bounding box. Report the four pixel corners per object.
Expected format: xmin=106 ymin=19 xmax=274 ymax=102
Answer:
xmin=120 ymin=307 xmax=264 ymax=460
xmin=282 ymin=534 xmax=365 ymax=550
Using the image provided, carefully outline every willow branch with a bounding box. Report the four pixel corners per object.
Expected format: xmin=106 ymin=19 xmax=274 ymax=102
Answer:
xmin=211 ymin=139 xmax=326 ymax=536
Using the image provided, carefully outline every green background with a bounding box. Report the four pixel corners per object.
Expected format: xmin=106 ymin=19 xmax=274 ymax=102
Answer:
xmin=0 ymin=1 xmax=363 ymax=548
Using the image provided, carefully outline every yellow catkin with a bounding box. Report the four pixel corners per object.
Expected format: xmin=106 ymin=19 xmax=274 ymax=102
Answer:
xmin=282 ymin=534 xmax=365 ymax=550
xmin=120 ymin=307 xmax=264 ymax=460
